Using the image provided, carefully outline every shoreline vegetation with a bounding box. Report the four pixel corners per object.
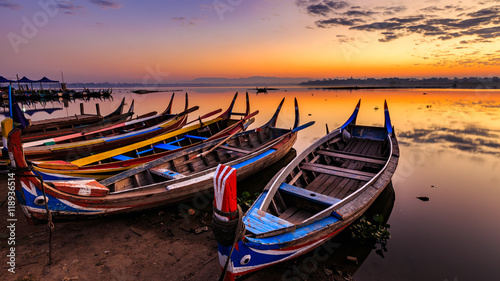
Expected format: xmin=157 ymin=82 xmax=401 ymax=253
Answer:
xmin=66 ymin=76 xmax=500 ymax=90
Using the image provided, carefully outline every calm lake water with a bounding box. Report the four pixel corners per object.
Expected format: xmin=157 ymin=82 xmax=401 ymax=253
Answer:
xmin=7 ymin=87 xmax=500 ymax=280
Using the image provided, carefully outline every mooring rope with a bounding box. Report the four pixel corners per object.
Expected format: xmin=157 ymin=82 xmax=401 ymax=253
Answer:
xmin=212 ymin=204 xmax=246 ymax=281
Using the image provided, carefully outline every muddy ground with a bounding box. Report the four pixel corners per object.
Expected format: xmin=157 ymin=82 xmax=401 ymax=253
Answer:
xmin=0 ymin=152 xmax=375 ymax=281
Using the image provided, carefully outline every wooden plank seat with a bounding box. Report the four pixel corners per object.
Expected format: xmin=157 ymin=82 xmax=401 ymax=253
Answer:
xmin=153 ymin=143 xmax=182 ymax=151
xmin=111 ymin=155 xmax=134 ymax=161
xmin=279 ymin=183 xmax=341 ymax=206
xmin=112 ymin=136 xmax=196 ymax=160
xmin=149 ymin=165 xmax=187 ymax=179
xmin=300 ymin=162 xmax=374 ymax=182
xmin=327 ymin=148 xmax=387 ymax=161
xmin=184 ymin=135 xmax=207 ymax=140
xmin=136 ymin=147 xmax=155 ymax=155
xmin=244 ymin=208 xmax=295 ymax=235
xmin=218 ymin=145 xmax=252 ymax=154
xmin=317 ymin=149 xmax=386 ymax=165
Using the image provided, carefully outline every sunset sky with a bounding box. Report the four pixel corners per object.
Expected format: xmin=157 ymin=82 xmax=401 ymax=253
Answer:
xmin=0 ymin=0 xmax=499 ymax=82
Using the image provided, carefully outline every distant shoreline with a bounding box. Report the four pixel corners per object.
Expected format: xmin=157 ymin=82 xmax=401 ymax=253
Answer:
xmin=65 ymin=76 xmax=499 ymax=90
xmin=303 ymin=85 xmax=499 ymax=90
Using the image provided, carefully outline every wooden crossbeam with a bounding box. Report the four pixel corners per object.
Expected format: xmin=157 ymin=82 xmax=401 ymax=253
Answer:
xmin=217 ymin=145 xmax=251 ymax=154
xmin=321 ymin=148 xmax=386 ymax=161
xmin=317 ymin=150 xmax=386 ymax=165
xmin=300 ymin=163 xmax=373 ymax=182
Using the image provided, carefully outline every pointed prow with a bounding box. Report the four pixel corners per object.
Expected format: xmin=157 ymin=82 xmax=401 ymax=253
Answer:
xmin=127 ymin=99 xmax=135 ymax=114
xmin=293 ymin=97 xmax=299 ymax=129
xmin=384 ymin=100 xmax=393 ymax=135
xmin=218 ymin=92 xmax=238 ymax=119
xmin=104 ymin=97 xmax=126 ymax=118
xmin=263 ymin=97 xmax=285 ymax=128
xmin=340 ymin=99 xmax=361 ymax=131
xmin=160 ymin=92 xmax=175 ymax=115
xmin=245 ymin=92 xmax=250 ymax=116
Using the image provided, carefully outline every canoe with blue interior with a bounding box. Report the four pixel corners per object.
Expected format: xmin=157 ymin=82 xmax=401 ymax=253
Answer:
xmin=212 ymin=100 xmax=399 ymax=280
xmin=22 ymin=92 xmax=183 ymax=147
xmin=17 ymin=93 xmax=197 ymax=160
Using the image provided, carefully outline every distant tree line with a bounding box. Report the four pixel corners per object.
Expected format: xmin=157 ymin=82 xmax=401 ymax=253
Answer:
xmin=299 ymin=77 xmax=500 ymax=89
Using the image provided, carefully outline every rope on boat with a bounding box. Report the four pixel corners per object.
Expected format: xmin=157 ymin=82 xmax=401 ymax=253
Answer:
xmin=212 ymin=204 xmax=246 ymax=281
xmin=212 ymin=204 xmax=245 ymax=247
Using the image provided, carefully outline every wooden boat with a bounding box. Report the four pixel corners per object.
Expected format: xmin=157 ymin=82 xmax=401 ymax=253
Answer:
xmin=212 ymin=100 xmax=399 ymax=280
xmin=7 ymin=97 xmax=313 ymax=223
xmin=26 ymin=92 xmax=254 ymax=180
xmin=21 ymin=94 xmax=180 ymax=147
xmin=18 ymin=93 xmax=196 ymax=160
xmin=7 ymin=97 xmax=134 ymax=143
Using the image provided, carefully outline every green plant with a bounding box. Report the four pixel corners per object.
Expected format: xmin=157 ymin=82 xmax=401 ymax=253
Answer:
xmin=351 ymin=214 xmax=391 ymax=247
xmin=237 ymin=191 xmax=260 ymax=210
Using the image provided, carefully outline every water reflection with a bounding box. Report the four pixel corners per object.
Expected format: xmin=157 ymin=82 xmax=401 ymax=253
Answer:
xmin=0 ymin=95 xmax=116 ymax=120
xmin=398 ymin=126 xmax=500 ymax=156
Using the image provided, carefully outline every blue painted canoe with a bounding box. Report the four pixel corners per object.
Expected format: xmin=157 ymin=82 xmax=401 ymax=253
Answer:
xmin=213 ymin=100 xmax=400 ymax=280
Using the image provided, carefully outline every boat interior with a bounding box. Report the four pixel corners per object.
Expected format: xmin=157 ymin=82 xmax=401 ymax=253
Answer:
xmin=100 ymin=118 xmax=242 ymax=164
xmin=108 ymin=127 xmax=289 ymax=192
xmin=244 ymin=125 xmax=391 ymax=235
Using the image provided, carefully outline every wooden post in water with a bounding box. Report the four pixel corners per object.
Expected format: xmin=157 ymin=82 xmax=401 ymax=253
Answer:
xmin=80 ymin=103 xmax=84 ymax=115
xmin=95 ymin=104 xmax=100 ymax=116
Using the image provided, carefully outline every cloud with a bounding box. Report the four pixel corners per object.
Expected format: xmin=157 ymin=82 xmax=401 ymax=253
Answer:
xmin=89 ymin=0 xmax=122 ymax=9
xmin=467 ymin=5 xmax=500 ymax=17
xmin=378 ymin=32 xmax=402 ymax=42
xmin=325 ymin=1 xmax=349 ymax=9
xmin=307 ymin=4 xmax=333 ymax=16
xmin=0 ymin=0 xmax=21 ymax=10
xmin=297 ymin=0 xmax=349 ymax=16
xmin=316 ymin=17 xmax=365 ymax=27
xmin=350 ymin=20 xmax=403 ymax=31
xmin=343 ymin=9 xmax=377 ymax=17
xmin=57 ymin=1 xmax=84 ymax=14
xmin=171 ymin=17 xmax=202 ymax=26
xmin=419 ymin=6 xmax=445 ymax=13
xmin=378 ymin=5 xmax=407 ymax=15
xmin=301 ymin=1 xmax=500 ymax=46
xmin=348 ymin=4 xmax=499 ymax=43
xmin=462 ymin=26 xmax=500 ymax=38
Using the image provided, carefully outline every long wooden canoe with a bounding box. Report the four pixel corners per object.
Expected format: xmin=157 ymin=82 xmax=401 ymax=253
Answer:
xmin=8 ymin=97 xmax=313 ymax=223
xmin=18 ymin=94 xmax=196 ymax=160
xmin=22 ymin=92 xmax=181 ymax=147
xmin=28 ymin=92 xmax=254 ymax=180
xmin=212 ymin=100 xmax=399 ymax=280
xmin=16 ymin=97 xmax=134 ymax=143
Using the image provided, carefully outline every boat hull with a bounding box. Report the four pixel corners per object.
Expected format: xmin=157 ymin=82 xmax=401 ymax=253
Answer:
xmin=10 ymin=129 xmax=297 ymax=223
xmin=215 ymin=100 xmax=400 ymax=278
